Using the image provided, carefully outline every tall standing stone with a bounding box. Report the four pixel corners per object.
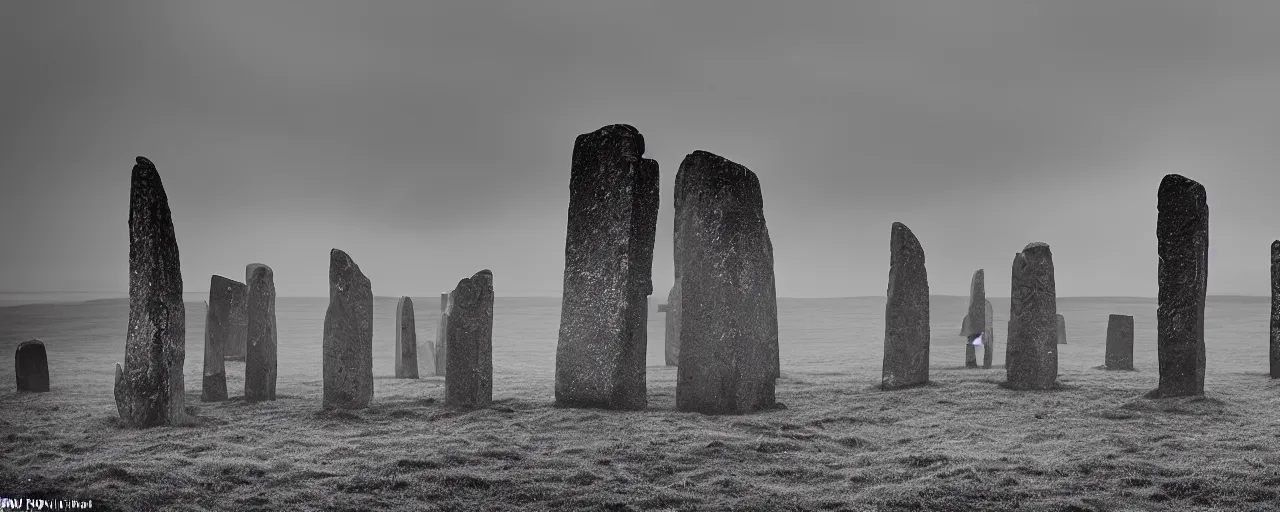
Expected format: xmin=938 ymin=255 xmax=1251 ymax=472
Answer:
xmin=435 ymin=292 xmax=449 ymax=377
xmin=961 ymin=299 xmax=994 ymax=368
xmin=1150 ymin=174 xmax=1208 ymax=398
xmin=674 ymin=151 xmax=780 ymax=414
xmin=555 ymin=124 xmax=659 ymax=411
xmin=1006 ymin=242 xmax=1058 ymax=390
xmin=1272 ymin=241 xmax=1280 ymax=379
xmin=395 ymin=296 xmax=419 ymax=379
xmin=236 ymin=263 xmax=268 ymax=361
xmin=322 ymin=249 xmax=374 ymax=410
xmin=203 ymin=275 xmax=243 ymax=402
xmin=962 ymin=270 xmax=991 ymax=368
xmin=244 ymin=264 xmax=277 ymax=402
xmin=444 ymin=270 xmax=495 ymax=407
xmin=114 ymin=156 xmax=188 ymax=427
xmin=881 ymin=222 xmax=930 ymax=390
xmin=664 ymin=281 xmax=682 ymax=366
xmin=1105 ymin=314 xmax=1135 ymax=370
xmin=15 ymin=340 xmax=49 ymax=392
xmin=1056 ymin=314 xmax=1067 ymax=344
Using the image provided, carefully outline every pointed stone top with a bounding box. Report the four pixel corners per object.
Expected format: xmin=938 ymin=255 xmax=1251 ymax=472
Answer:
xmin=891 ymin=221 xmax=909 ymax=232
xmin=135 ymin=156 xmax=154 ymax=168
xmin=972 ymin=268 xmax=985 ymax=279
xmin=889 ymin=222 xmax=921 ymax=252
xmin=210 ymin=275 xmax=244 ymax=289
xmin=1158 ymin=174 xmax=1206 ymax=203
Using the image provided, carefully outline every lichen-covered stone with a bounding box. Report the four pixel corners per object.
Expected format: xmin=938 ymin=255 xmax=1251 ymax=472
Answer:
xmin=114 ymin=156 xmax=188 ymax=427
xmin=322 ymin=249 xmax=373 ymax=410
xmin=444 ymin=270 xmax=495 ymax=407
xmin=203 ymin=275 xmax=243 ymax=402
xmin=664 ymin=281 xmax=682 ymax=367
xmin=15 ymin=340 xmax=49 ymax=392
xmin=1105 ymin=314 xmax=1135 ymax=370
xmin=1150 ymin=174 xmax=1208 ymax=398
xmin=881 ymin=222 xmax=930 ymax=390
xmin=395 ymin=296 xmax=418 ymax=379
xmin=555 ymin=124 xmax=659 ymax=410
xmin=245 ymin=264 xmax=277 ymax=402
xmin=435 ymin=292 xmax=449 ymax=377
xmin=1006 ymin=242 xmax=1058 ymax=390
xmin=225 ymin=279 xmax=248 ymax=361
xmin=674 ymin=151 xmax=779 ymax=414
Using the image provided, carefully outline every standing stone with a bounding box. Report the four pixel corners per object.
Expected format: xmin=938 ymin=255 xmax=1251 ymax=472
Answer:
xmin=395 ymin=296 xmax=418 ymax=379
xmin=444 ymin=270 xmax=495 ymax=407
xmin=664 ymin=280 xmax=682 ymax=366
xmin=1006 ymin=242 xmax=1059 ymax=390
xmin=1056 ymin=314 xmax=1067 ymax=345
xmin=236 ymin=263 xmax=267 ymax=361
xmin=435 ymin=292 xmax=449 ymax=377
xmin=244 ymin=264 xmax=277 ymax=402
xmin=1272 ymin=241 xmax=1280 ymax=379
xmin=419 ymin=339 xmax=437 ymax=377
xmin=15 ymin=340 xmax=49 ymax=392
xmin=674 ymin=151 xmax=780 ymax=414
xmin=203 ymin=275 xmax=243 ymax=402
xmin=1150 ymin=174 xmax=1208 ymax=398
xmin=1105 ymin=314 xmax=1135 ymax=370
xmin=881 ymin=222 xmax=930 ymax=390
xmin=961 ymin=299 xmax=995 ymax=368
xmin=962 ymin=270 xmax=992 ymax=368
xmin=114 ymin=156 xmax=188 ymax=427
xmin=322 ymin=249 xmax=374 ymax=410
xmin=555 ymin=124 xmax=659 ymax=411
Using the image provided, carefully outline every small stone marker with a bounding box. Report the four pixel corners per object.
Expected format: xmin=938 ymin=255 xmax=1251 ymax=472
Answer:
xmin=1150 ymin=174 xmax=1208 ymax=398
xmin=322 ymin=249 xmax=374 ymax=410
xmin=435 ymin=292 xmax=449 ymax=377
xmin=881 ymin=222 xmax=930 ymax=390
xmin=1105 ymin=314 xmax=1135 ymax=370
xmin=444 ymin=270 xmax=495 ymax=408
xmin=15 ymin=340 xmax=49 ymax=392
xmin=664 ymin=280 xmax=682 ymax=367
xmin=245 ymin=264 xmax=277 ymax=402
xmin=419 ymin=339 xmax=437 ymax=377
xmin=1006 ymin=242 xmax=1059 ymax=390
xmin=395 ymin=296 xmax=418 ymax=379
xmin=1056 ymin=314 xmax=1067 ymax=345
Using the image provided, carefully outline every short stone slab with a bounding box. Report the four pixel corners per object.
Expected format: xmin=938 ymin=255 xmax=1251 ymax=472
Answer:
xmin=16 ymin=340 xmax=50 ymax=392
xmin=1105 ymin=314 xmax=1135 ymax=370
xmin=444 ymin=270 xmax=495 ymax=408
xmin=1006 ymin=242 xmax=1059 ymax=390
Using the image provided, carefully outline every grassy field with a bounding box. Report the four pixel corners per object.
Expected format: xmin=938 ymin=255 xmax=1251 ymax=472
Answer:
xmin=2 ymin=297 xmax=1280 ymax=511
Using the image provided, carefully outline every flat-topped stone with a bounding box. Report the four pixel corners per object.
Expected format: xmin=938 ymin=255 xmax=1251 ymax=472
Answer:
xmin=881 ymin=222 xmax=930 ymax=390
xmin=322 ymin=249 xmax=374 ymax=410
xmin=15 ymin=340 xmax=49 ymax=392
xmin=1105 ymin=314 xmax=1135 ymax=370
xmin=203 ymin=275 xmax=243 ymax=402
xmin=445 ymin=270 xmax=495 ymax=408
xmin=1006 ymin=242 xmax=1058 ymax=390
xmin=1150 ymin=174 xmax=1208 ymax=398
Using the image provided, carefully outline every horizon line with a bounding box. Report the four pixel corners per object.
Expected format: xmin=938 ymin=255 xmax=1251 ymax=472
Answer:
xmin=3 ymin=291 xmax=1273 ymax=300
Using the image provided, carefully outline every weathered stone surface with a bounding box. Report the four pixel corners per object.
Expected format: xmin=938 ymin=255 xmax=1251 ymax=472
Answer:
xmin=674 ymin=151 xmax=780 ymax=415
xmin=882 ymin=222 xmax=930 ymax=390
xmin=435 ymin=292 xmax=449 ymax=377
xmin=555 ymin=124 xmax=659 ymax=411
xmin=245 ymin=264 xmax=277 ymax=402
xmin=1056 ymin=314 xmax=1067 ymax=345
xmin=1105 ymin=314 xmax=1135 ymax=370
xmin=225 ymin=279 xmax=248 ymax=361
xmin=203 ymin=275 xmax=244 ymax=402
xmin=114 ymin=156 xmax=188 ymax=427
xmin=961 ymin=298 xmax=995 ymax=369
xmin=962 ymin=270 xmax=991 ymax=368
xmin=1150 ymin=174 xmax=1208 ymax=398
xmin=395 ymin=296 xmax=418 ymax=379
xmin=664 ymin=280 xmax=682 ymax=367
xmin=445 ymin=270 xmax=495 ymax=407
xmin=1272 ymin=241 xmax=1280 ymax=379
xmin=15 ymin=340 xmax=49 ymax=392
xmin=1006 ymin=242 xmax=1059 ymax=390
xmin=322 ymin=249 xmax=374 ymax=410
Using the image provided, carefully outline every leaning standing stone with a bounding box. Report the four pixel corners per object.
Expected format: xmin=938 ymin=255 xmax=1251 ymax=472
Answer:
xmin=881 ymin=222 xmax=930 ymax=390
xmin=1272 ymin=240 xmax=1280 ymax=379
xmin=1056 ymin=314 xmax=1067 ymax=345
xmin=444 ymin=270 xmax=495 ymax=407
xmin=435 ymin=292 xmax=449 ymax=377
xmin=1006 ymin=242 xmax=1059 ymax=390
xmin=203 ymin=275 xmax=243 ymax=402
xmin=114 ymin=156 xmax=188 ymax=427
xmin=395 ymin=296 xmax=418 ymax=379
xmin=664 ymin=281 xmax=682 ymax=367
xmin=245 ymin=264 xmax=277 ymax=402
xmin=674 ymin=151 xmax=780 ymax=414
xmin=15 ymin=340 xmax=49 ymax=392
xmin=555 ymin=124 xmax=659 ymax=410
xmin=1150 ymin=174 xmax=1208 ymax=398
xmin=322 ymin=249 xmax=374 ymax=410
xmin=1105 ymin=314 xmax=1135 ymax=370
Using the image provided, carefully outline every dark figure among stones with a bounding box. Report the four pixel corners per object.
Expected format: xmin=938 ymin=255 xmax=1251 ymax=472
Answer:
xmin=1006 ymin=242 xmax=1059 ymax=390
xmin=322 ymin=249 xmax=374 ymax=410
xmin=395 ymin=296 xmax=418 ymax=379
xmin=114 ymin=156 xmax=189 ymax=427
xmin=444 ymin=270 xmax=495 ymax=408
xmin=16 ymin=340 xmax=49 ymax=392
xmin=245 ymin=264 xmax=277 ymax=402
xmin=674 ymin=150 xmax=780 ymax=414
xmin=882 ymin=222 xmax=930 ymax=390
xmin=555 ymin=124 xmax=659 ymax=410
xmin=1105 ymin=314 xmax=1135 ymax=371
xmin=1150 ymin=174 xmax=1208 ymax=398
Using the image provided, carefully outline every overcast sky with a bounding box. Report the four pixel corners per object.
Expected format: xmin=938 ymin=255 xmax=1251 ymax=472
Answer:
xmin=3 ymin=0 xmax=1279 ymax=298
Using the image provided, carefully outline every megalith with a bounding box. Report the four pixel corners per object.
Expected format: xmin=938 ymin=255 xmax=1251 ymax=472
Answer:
xmin=435 ymin=292 xmax=449 ymax=377
xmin=881 ymin=222 xmax=930 ymax=390
xmin=961 ymin=270 xmax=992 ymax=368
xmin=1006 ymin=242 xmax=1059 ymax=390
xmin=1105 ymin=314 xmax=1135 ymax=370
xmin=203 ymin=275 xmax=243 ymax=402
xmin=1272 ymin=241 xmax=1279 ymax=379
xmin=554 ymin=124 xmax=659 ymax=411
xmin=245 ymin=264 xmax=277 ymax=402
xmin=225 ymin=280 xmax=248 ymax=361
xmin=395 ymin=296 xmax=418 ymax=379
xmin=1056 ymin=314 xmax=1067 ymax=345
xmin=322 ymin=249 xmax=374 ymax=410
xmin=114 ymin=156 xmax=188 ymax=427
xmin=674 ymin=150 xmax=780 ymax=414
xmin=444 ymin=270 xmax=495 ymax=407
xmin=664 ymin=280 xmax=682 ymax=366
xmin=961 ymin=298 xmax=995 ymax=369
xmin=1150 ymin=174 xmax=1208 ymax=398
xmin=15 ymin=340 xmax=49 ymax=392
